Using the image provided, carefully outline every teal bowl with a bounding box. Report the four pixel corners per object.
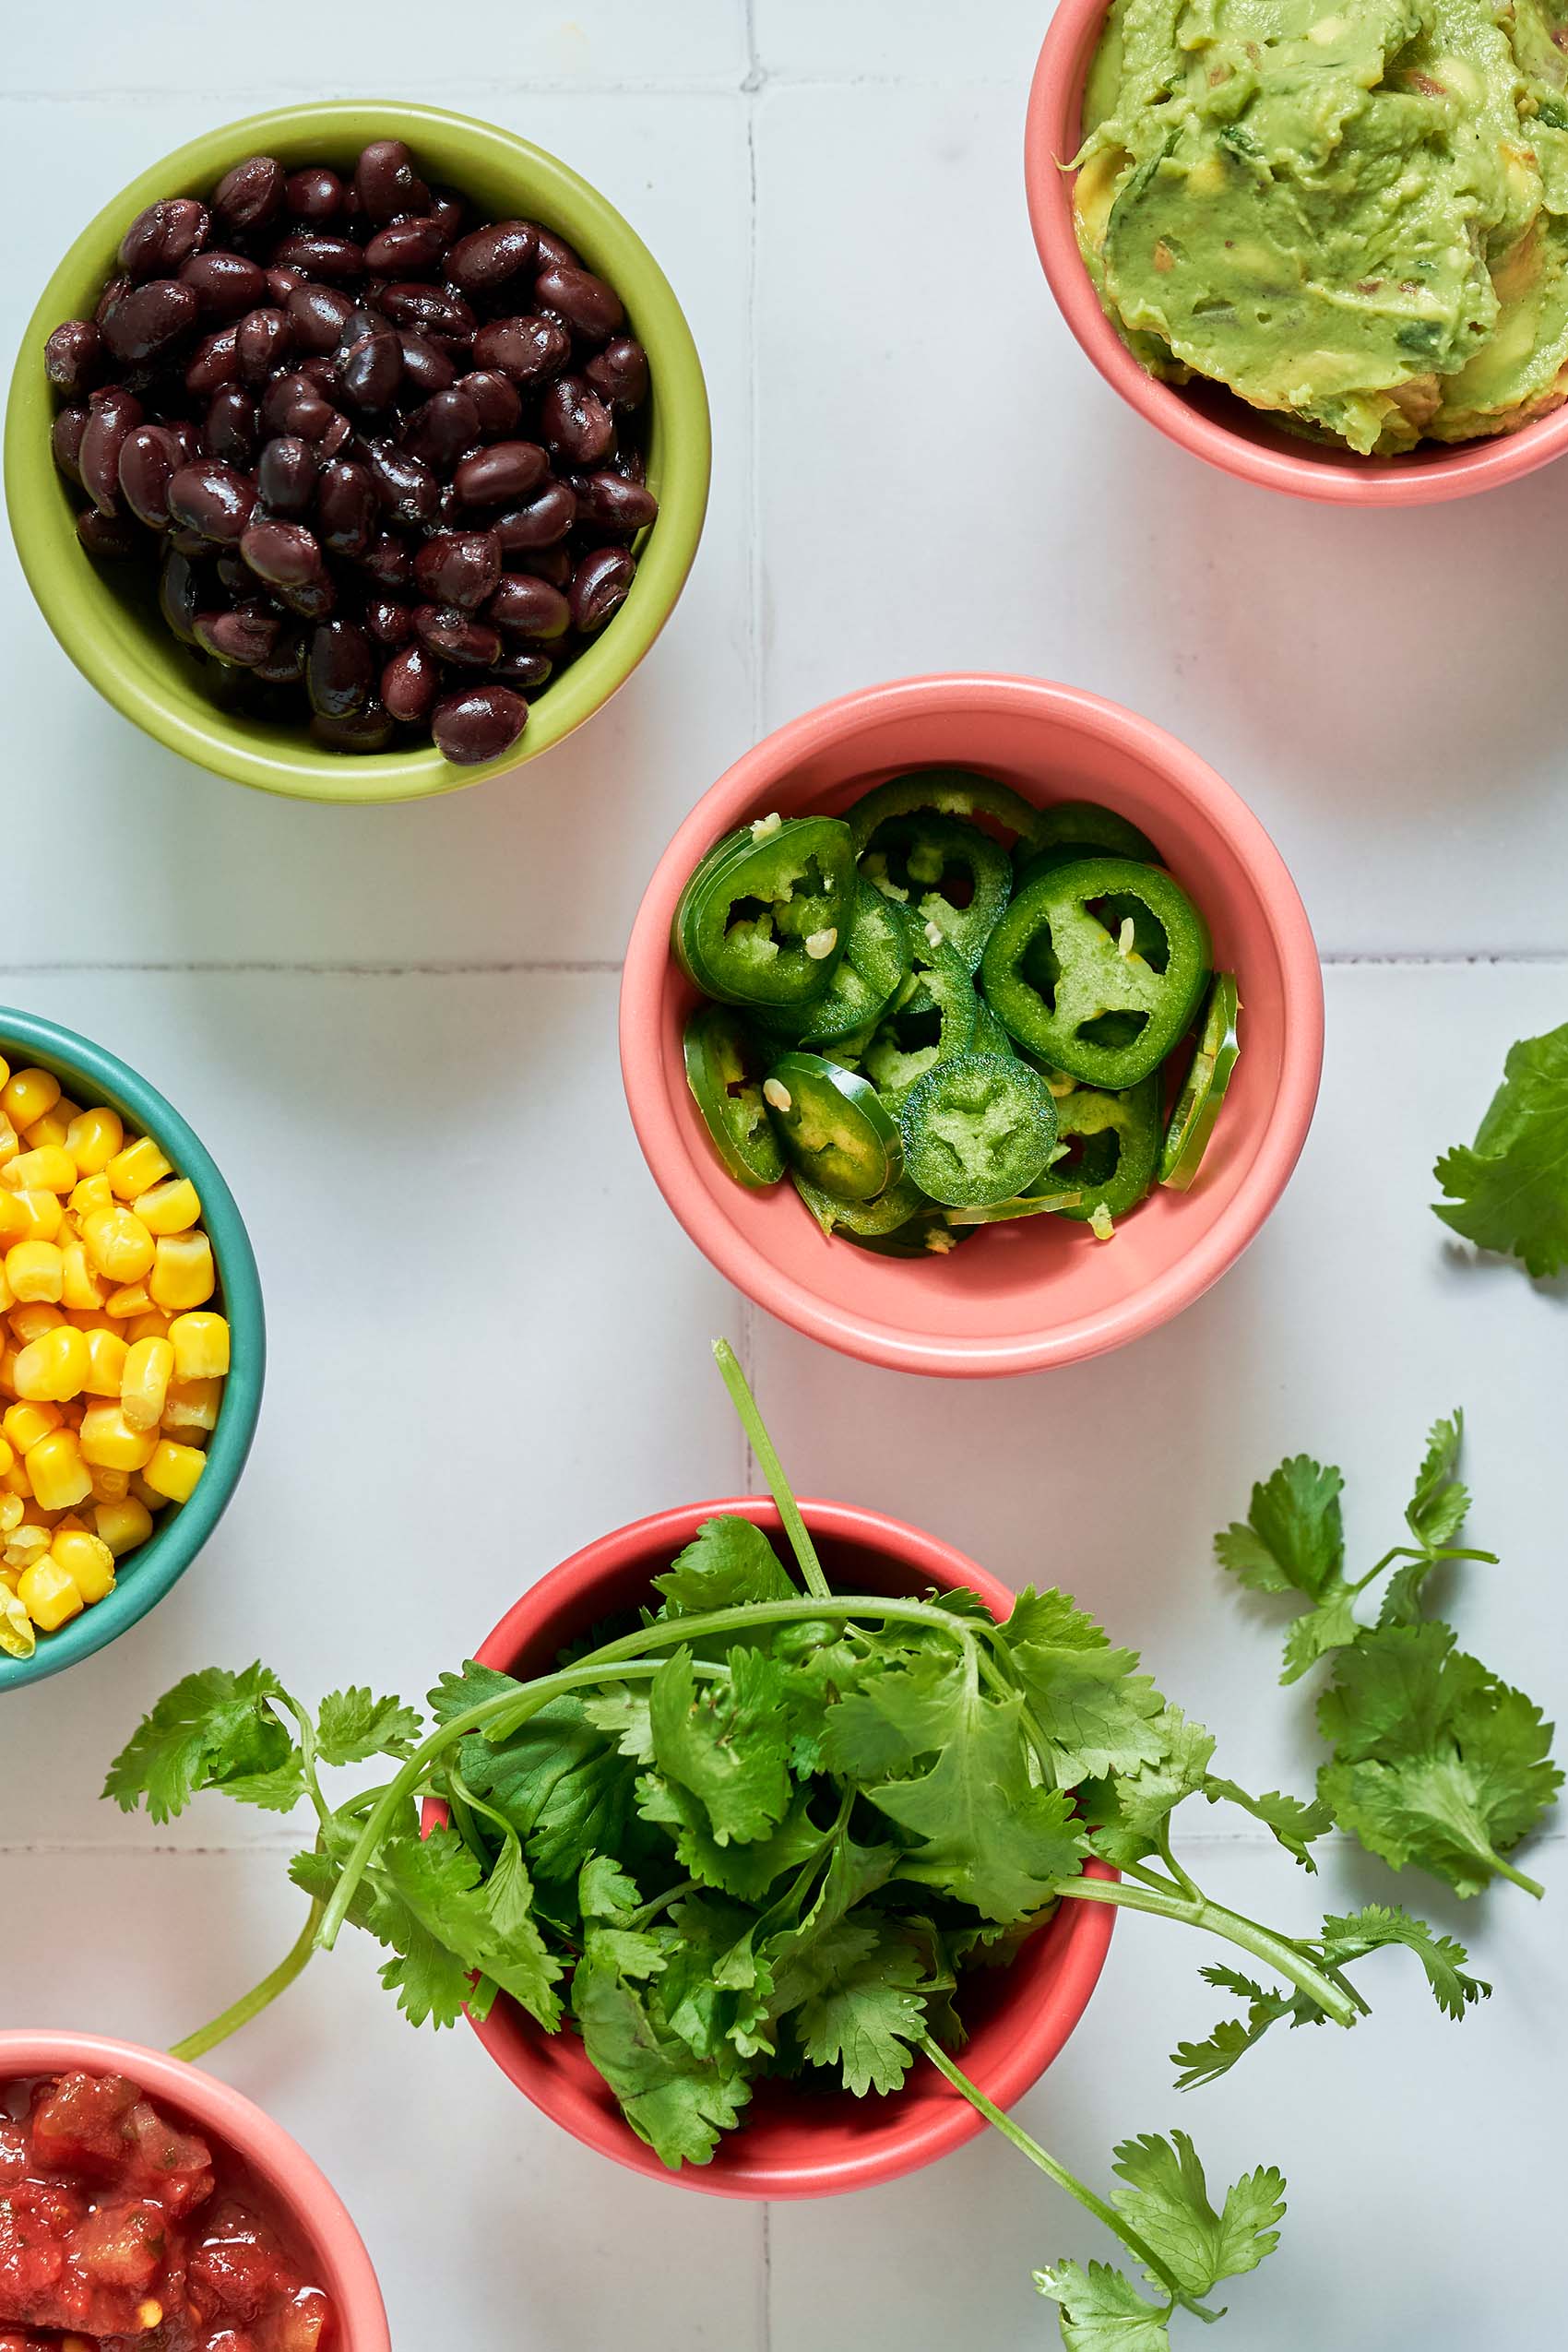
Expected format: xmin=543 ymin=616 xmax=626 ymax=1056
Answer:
xmin=0 ymin=1008 xmax=264 ymax=1689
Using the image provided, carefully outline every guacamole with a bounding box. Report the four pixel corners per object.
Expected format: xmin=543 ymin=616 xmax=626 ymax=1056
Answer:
xmin=1075 ymin=0 xmax=1568 ymax=451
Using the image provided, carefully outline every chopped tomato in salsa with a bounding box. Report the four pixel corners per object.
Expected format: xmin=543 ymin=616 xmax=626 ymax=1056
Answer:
xmin=0 ymin=2075 xmax=335 ymax=2350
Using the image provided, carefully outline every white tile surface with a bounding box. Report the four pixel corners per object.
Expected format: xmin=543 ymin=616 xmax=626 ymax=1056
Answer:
xmin=2 ymin=8 xmax=1566 ymax=2351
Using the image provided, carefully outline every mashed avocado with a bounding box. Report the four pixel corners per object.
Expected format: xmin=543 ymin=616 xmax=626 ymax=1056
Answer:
xmin=1075 ymin=0 xmax=1568 ymax=450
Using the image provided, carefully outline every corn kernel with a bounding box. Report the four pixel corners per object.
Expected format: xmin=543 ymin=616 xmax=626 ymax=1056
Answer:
xmin=149 ymin=1231 xmax=214 ymax=1313
xmin=6 ymin=1190 xmax=64 ymax=1244
xmin=0 ymin=1587 xmax=34 ymax=1658
xmin=4 ymin=1404 xmax=65 ymax=1461
xmin=1 ymin=1068 xmax=61 ymax=1129
xmin=2 ymin=1146 xmax=77 ymax=1194
xmin=0 ymin=1438 xmax=10 ymax=1476
xmin=14 ymin=1325 xmax=89 ymax=1404
xmin=0 ymin=1114 xmax=16 ymax=1170
xmin=170 ymin=1312 xmax=230 ymax=1380
xmin=58 ymin=1241 xmax=105 ymax=1312
xmin=5 ymin=1241 xmax=64 ymax=1304
xmin=18 ymin=1556 xmax=83 ymax=1631
xmin=135 ymin=1176 xmax=201 ymax=1236
xmin=64 ymin=1105 xmax=123 ymax=1176
xmin=106 ymin=1135 xmax=172 ymax=1200
xmin=0 ymin=1494 xmax=21 ymax=1532
xmin=25 ymin=1109 xmax=73 ymax=1149
xmin=121 ymin=1336 xmax=173 ymax=1431
xmin=52 ymin=1527 xmax=115 ymax=1604
xmin=25 ymin=1428 xmax=91 ymax=1513
xmin=104 ymin=1282 xmax=153 ymax=1319
xmin=82 ymin=1205 xmax=156 ymax=1284
xmin=78 ymin=1403 xmax=158 ymax=1473
xmin=4 ymin=1522 xmax=49 ymax=1567
xmin=8 ymin=1302 xmax=64 ymax=1346
xmin=143 ymin=1438 xmax=205 ymax=1504
xmin=160 ymin=1374 xmax=222 ymax=1432
xmin=1 ymin=1463 xmax=32 ymax=1503
xmin=124 ymin=1310 xmax=172 ymax=1343
xmin=89 ymin=1463 xmax=129 ymax=1503
xmin=81 ymin=1327 xmax=129 ymax=1397
xmin=68 ymin=1172 xmax=113 ymax=1219
xmin=96 ymin=1495 xmax=153 ymax=1555
xmin=0 ymin=1265 xmax=12 ymax=1315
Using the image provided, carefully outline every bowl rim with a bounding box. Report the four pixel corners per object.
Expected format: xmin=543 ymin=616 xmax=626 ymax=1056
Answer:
xmin=4 ymin=98 xmax=711 ymax=802
xmin=620 ymin=671 xmax=1324 ymax=1377
xmin=0 ymin=2026 xmax=390 ymax=2346
xmin=0 ymin=1004 xmax=265 ymax=1690
xmin=456 ymin=1492 xmax=1116 ymax=2198
xmin=1023 ymin=0 xmax=1568 ymax=506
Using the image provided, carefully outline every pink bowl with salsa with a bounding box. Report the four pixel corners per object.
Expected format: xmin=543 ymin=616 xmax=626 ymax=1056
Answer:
xmin=452 ymin=1494 xmax=1116 ymax=2198
xmin=0 ymin=2031 xmax=389 ymax=2349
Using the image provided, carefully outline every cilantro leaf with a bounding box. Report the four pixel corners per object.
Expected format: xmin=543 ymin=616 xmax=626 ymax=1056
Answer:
xmin=793 ymin=1924 xmax=929 ymax=2094
xmin=573 ymin=1924 xmax=752 ymax=2168
xmin=103 ymin=1665 xmax=297 ymax=1823
xmin=1111 ymin=2131 xmax=1286 ymax=2299
xmin=1315 ymin=1905 xmax=1490 ymax=2023
xmin=583 ymin=1683 xmax=655 ymax=1763
xmin=1317 ymin=1621 xmax=1560 ymax=1896
xmin=647 ymin=1646 xmax=792 ymax=1844
xmin=359 ymin=1825 xmax=564 ymax=2032
xmin=1215 ymin=1456 xmax=1360 ymax=1683
xmin=818 ymin=1646 xmax=968 ymax=1780
xmin=1404 ymin=1413 xmax=1470 ymax=1555
xmin=315 ymin=1687 xmax=422 ymax=1767
xmin=1202 ymin=1777 xmax=1334 ymax=1871
xmin=1170 ymin=1966 xmax=1323 ymax=2093
xmin=761 ymin=1830 xmax=901 ymax=2017
xmin=636 ymin=1777 xmax=826 ymax=1901
xmin=1000 ymin=1588 xmax=1170 ymax=1785
xmin=1034 ymin=2261 xmax=1173 ymax=2350
xmin=651 ymin=1515 xmax=798 ymax=1615
xmin=1082 ymin=1709 xmax=1215 ymax=1869
xmin=578 ymin=1854 xmax=643 ymax=1924
xmin=453 ymin=1693 xmax=638 ymax=1883
xmin=1433 ymin=1021 xmax=1568 ymax=1277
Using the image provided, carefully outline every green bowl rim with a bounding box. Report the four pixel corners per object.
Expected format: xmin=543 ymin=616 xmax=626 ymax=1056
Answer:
xmin=0 ymin=1006 xmax=266 ymax=1690
xmin=4 ymin=99 xmax=712 ymax=804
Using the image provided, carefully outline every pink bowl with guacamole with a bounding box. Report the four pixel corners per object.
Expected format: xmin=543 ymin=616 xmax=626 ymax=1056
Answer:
xmin=1025 ymin=0 xmax=1568 ymax=505
xmin=621 ymin=672 xmax=1323 ymax=1378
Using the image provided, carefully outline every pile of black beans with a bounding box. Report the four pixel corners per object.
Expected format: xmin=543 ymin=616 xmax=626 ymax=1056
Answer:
xmin=45 ymin=138 xmax=657 ymax=765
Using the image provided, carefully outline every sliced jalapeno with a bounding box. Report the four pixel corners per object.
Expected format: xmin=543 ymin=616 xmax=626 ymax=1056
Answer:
xmin=764 ymin=1052 xmax=904 ymax=1203
xmin=754 ymin=880 xmax=911 ymax=1048
xmin=792 ymin=1170 xmax=929 ymax=1238
xmin=673 ymin=814 xmax=857 ymax=1010
xmin=845 ymin=1218 xmax=972 ymax=1257
xmin=970 ymin=996 xmax=1016 ymax=1059
xmin=1012 ymin=800 xmax=1158 ymax=894
xmin=944 ymin=1190 xmax=1084 ymax=1226
xmin=1160 ymin=973 xmax=1241 ymax=1191
xmin=1028 ymin=1074 xmax=1161 ymax=1223
xmin=861 ymin=917 xmax=978 ymax=1098
xmin=897 ymin=1051 xmax=1058 ymax=1207
xmin=980 ymin=856 xmax=1210 ymax=1090
xmin=683 ymin=1005 xmax=785 ymax=1189
xmin=847 ymin=766 xmax=1047 ymax=852
xmin=858 ymin=813 xmax=1013 ymax=972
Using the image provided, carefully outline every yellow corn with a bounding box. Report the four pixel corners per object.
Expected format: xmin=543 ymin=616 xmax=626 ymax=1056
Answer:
xmin=65 ymin=1106 xmax=123 ymax=1175
xmin=0 ymin=1438 xmax=11 ymax=1477
xmin=3 ymin=1398 xmax=58 ymax=1452
xmin=81 ymin=1326 xmax=128 ymax=1397
xmin=13 ymin=1326 xmax=89 ymax=1404
xmin=88 ymin=1463 xmax=129 ymax=1503
xmin=8 ymin=1301 xmax=64 ymax=1346
xmin=103 ymin=1282 xmax=153 ymax=1319
xmin=25 ymin=1107 xmax=75 ymax=1149
xmin=78 ymin=1403 xmax=158 ymax=1473
xmin=2 ymin=1146 xmax=77 ymax=1194
xmin=1 ymin=1068 xmax=61 ymax=1129
xmin=149 ymin=1231 xmax=215 ymax=1312
xmin=96 ymin=1495 xmax=154 ymax=1555
xmin=170 ymin=1312 xmax=230 ymax=1380
xmin=18 ymin=1555 xmax=83 ymax=1631
xmin=25 ymin=1428 xmax=91 ymax=1513
xmin=143 ymin=1439 xmax=205 ymax=1503
xmin=135 ymin=1177 xmax=201 ymax=1236
xmin=125 ymin=1310 xmax=172 ymax=1343
xmin=52 ymin=1527 xmax=115 ymax=1604
xmin=6 ymin=1190 xmax=64 ymax=1244
xmin=82 ymin=1205 xmax=156 ymax=1284
xmin=5 ymin=1241 xmax=64 ymax=1304
xmin=106 ymin=1135 xmax=172 ymax=1200
xmin=121 ymin=1336 xmax=173 ymax=1431
xmin=4 ymin=1522 xmax=49 ymax=1567
xmin=161 ymin=1375 xmax=221 ymax=1432
xmin=68 ymin=1172 xmax=113 ymax=1218
xmin=60 ymin=1240 xmax=108 ymax=1312
xmin=0 ymin=1114 xmax=17 ymax=1170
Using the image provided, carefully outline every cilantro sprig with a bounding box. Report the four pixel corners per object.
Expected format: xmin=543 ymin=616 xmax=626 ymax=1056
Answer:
xmin=103 ymin=1344 xmax=1500 ymax=2347
xmin=1433 ymin=1018 xmax=1568 ymax=1278
xmin=1217 ymin=1412 xmax=1559 ymax=1897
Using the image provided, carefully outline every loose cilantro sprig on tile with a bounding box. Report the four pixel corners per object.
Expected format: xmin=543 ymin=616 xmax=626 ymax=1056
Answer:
xmin=1433 ymin=1019 xmax=1568 ymax=1278
xmin=103 ymin=1344 xmax=1499 ymax=2346
xmin=1217 ymin=1411 xmax=1560 ymax=1897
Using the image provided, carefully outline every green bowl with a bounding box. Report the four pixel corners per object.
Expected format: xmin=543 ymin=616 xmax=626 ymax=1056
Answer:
xmin=0 ymin=1007 xmax=265 ymax=1690
xmin=4 ymin=101 xmax=711 ymax=804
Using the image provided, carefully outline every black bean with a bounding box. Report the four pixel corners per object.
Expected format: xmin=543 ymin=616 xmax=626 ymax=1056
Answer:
xmin=354 ymin=139 xmax=429 ymax=224
xmin=267 ymin=266 xmax=307 ymax=303
xmin=287 ymin=282 xmax=359 ymax=354
xmin=362 ymin=439 xmax=438 ymax=525
xmin=285 ymin=166 xmax=345 ymax=220
xmin=472 ymin=314 xmax=569 ymax=384
xmin=570 ymin=469 xmax=659 ymax=534
xmin=453 ymin=439 xmax=548 ymax=506
xmin=364 ymin=218 xmax=450 ymax=275
xmin=241 ymin=517 xmax=325 ymax=588
xmin=540 ymin=373 xmax=613 ymax=464
xmin=457 ymin=369 xmax=521 ymax=436
xmin=101 ymin=278 xmax=199 ymax=366
xmin=256 ymin=434 xmax=318 ymax=515
xmin=184 ymin=326 xmax=241 ymax=395
xmin=196 ymin=606 xmax=280 ymax=666
xmin=316 ymin=458 xmax=378 ymax=555
xmin=167 ymin=459 xmax=255 ymax=543
xmin=366 ymin=597 xmax=413 ymax=646
xmin=117 ymin=422 xmax=184 ymax=526
xmin=533 ymin=226 xmax=580 ymax=273
xmin=180 ymin=249 xmax=270 ymax=321
xmin=52 ymin=403 xmax=89 ymax=483
xmin=307 ymin=618 xmax=375 ymax=717
xmin=493 ymin=646 xmax=553 ymax=689
xmin=586 ymin=335 xmax=650 ymax=410
xmin=489 ymin=573 xmax=571 ymax=639
xmin=44 ymin=321 xmax=105 ymax=398
xmin=378 ymin=282 xmax=474 ymax=342
xmin=432 ymin=682 xmax=528 ymax=764
xmin=381 ymin=640 xmax=439 ymax=722
xmin=535 ymin=264 xmax=624 ymax=343
xmin=570 ymin=544 xmax=636 ymax=633
xmin=412 ymin=604 xmax=501 ymax=666
xmin=272 ymin=232 xmax=365 ymax=281
xmin=159 ymin=545 xmax=204 ymax=642
xmin=339 ymin=327 xmax=402 ymax=412
xmin=120 ymin=198 xmax=209 ymax=281
xmin=213 ymin=154 xmax=285 ymax=232
xmin=400 ymin=387 xmax=479 ymax=469
xmin=257 ymin=373 xmax=337 ymax=442
xmin=413 ymin=529 xmax=501 ymax=610
xmin=255 ymin=628 xmax=308 ymax=685
xmin=493 ymin=481 xmax=576 ymax=550
xmin=312 ymin=703 xmax=396 ymax=753
xmin=399 ymin=333 xmax=456 ymax=396
xmin=360 ymin=534 xmax=413 ymax=590
xmin=506 ymin=541 xmax=572 ymax=587
xmin=77 ymin=508 xmax=137 ymax=559
xmin=202 ymin=386 xmax=257 ymax=469
xmin=79 ymin=389 xmax=144 ymax=513
xmin=444 ymin=220 xmax=538 ymax=294
xmin=236 ymin=306 xmax=293 ymax=384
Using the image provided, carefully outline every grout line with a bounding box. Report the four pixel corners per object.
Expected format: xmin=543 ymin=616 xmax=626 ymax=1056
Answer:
xmin=1321 ymin=951 xmax=1568 ymax=968
xmin=12 ymin=1828 xmax=1559 ymax=1859
xmin=0 ymin=959 xmax=624 ymax=978
xmin=5 ymin=955 xmax=1566 ymax=980
xmin=741 ymin=0 xmax=766 ymax=1537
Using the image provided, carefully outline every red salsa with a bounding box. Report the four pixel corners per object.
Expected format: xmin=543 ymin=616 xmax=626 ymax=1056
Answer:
xmin=0 ymin=2072 xmax=336 ymax=2349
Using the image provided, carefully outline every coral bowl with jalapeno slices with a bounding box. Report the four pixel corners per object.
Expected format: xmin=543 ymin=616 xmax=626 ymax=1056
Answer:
xmin=0 ymin=2029 xmax=388 ymax=2348
xmin=621 ymin=672 xmax=1323 ymax=1377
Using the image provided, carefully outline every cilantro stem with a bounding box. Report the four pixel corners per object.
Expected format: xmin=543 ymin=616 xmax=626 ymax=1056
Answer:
xmin=915 ymin=2034 xmax=1210 ymax=2320
xmin=712 ymin=1336 xmax=831 ymax=1600
xmin=170 ymin=1898 xmax=324 ymax=2064
xmin=1484 ymin=1850 xmax=1545 ymax=1900
xmin=1053 ymin=1876 xmax=1360 ymax=2029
